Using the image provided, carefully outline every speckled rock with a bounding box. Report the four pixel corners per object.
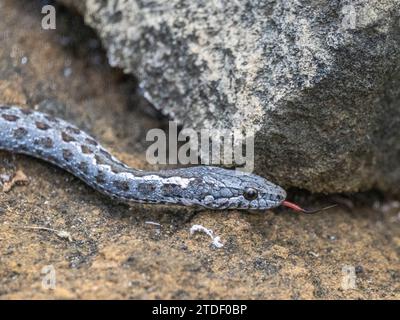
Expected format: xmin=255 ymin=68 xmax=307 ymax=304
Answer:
xmin=58 ymin=0 xmax=400 ymax=194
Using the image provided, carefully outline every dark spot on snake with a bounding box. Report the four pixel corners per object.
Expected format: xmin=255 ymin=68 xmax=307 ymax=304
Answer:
xmin=66 ymin=126 xmax=81 ymax=135
xmin=62 ymin=149 xmax=73 ymax=161
xmin=113 ymin=180 xmax=130 ymax=192
xmin=161 ymin=183 xmax=182 ymax=196
xmin=81 ymin=145 xmax=92 ymax=154
xmin=61 ymin=131 xmax=76 ymax=142
xmin=19 ymin=144 xmax=29 ymax=152
xmin=78 ymin=161 xmax=89 ymax=174
xmin=94 ymin=154 xmax=107 ymax=165
xmin=35 ymin=121 xmax=50 ymax=130
xmin=13 ymin=127 xmax=28 ymax=139
xmin=20 ymin=108 xmax=33 ymax=115
xmin=95 ymin=172 xmax=106 ymax=184
xmin=137 ymin=183 xmax=156 ymax=194
xmin=110 ymin=165 xmax=124 ymax=174
xmin=85 ymin=138 xmax=98 ymax=146
xmin=34 ymin=137 xmax=54 ymax=148
xmin=188 ymin=177 xmax=203 ymax=188
xmin=2 ymin=114 xmax=19 ymax=122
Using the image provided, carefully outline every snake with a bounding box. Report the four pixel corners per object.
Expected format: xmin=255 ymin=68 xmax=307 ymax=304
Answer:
xmin=0 ymin=105 xmax=288 ymax=210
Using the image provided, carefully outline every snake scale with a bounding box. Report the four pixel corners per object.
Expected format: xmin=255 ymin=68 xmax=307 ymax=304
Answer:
xmin=0 ymin=105 xmax=288 ymax=210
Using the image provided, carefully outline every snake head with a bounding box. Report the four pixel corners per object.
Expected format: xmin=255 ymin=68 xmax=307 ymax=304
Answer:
xmin=166 ymin=166 xmax=287 ymax=210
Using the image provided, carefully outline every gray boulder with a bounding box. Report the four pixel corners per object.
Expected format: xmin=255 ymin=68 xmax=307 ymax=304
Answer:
xmin=59 ymin=0 xmax=400 ymax=193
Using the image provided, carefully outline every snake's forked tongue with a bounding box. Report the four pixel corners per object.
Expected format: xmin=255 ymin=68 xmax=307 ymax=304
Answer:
xmin=282 ymin=200 xmax=337 ymax=214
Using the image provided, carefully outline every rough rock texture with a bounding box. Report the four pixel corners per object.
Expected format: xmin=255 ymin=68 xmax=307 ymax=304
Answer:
xmin=0 ymin=1 xmax=399 ymax=300
xmin=59 ymin=0 xmax=400 ymax=194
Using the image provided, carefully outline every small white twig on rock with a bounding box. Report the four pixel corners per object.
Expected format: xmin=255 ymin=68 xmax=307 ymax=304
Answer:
xmin=145 ymin=221 xmax=161 ymax=227
xmin=14 ymin=225 xmax=73 ymax=242
xmin=190 ymin=224 xmax=224 ymax=248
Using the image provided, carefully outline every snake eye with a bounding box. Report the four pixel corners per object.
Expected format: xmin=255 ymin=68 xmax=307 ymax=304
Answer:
xmin=243 ymin=188 xmax=258 ymax=201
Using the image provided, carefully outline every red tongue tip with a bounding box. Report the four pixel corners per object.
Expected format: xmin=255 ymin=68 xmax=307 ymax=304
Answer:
xmin=282 ymin=200 xmax=306 ymax=212
xmin=282 ymin=200 xmax=337 ymax=214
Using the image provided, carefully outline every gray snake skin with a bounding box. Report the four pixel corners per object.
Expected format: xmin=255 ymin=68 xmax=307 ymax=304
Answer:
xmin=0 ymin=105 xmax=287 ymax=210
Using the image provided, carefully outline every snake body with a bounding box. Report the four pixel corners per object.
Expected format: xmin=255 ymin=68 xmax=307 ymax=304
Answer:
xmin=0 ymin=105 xmax=286 ymax=210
